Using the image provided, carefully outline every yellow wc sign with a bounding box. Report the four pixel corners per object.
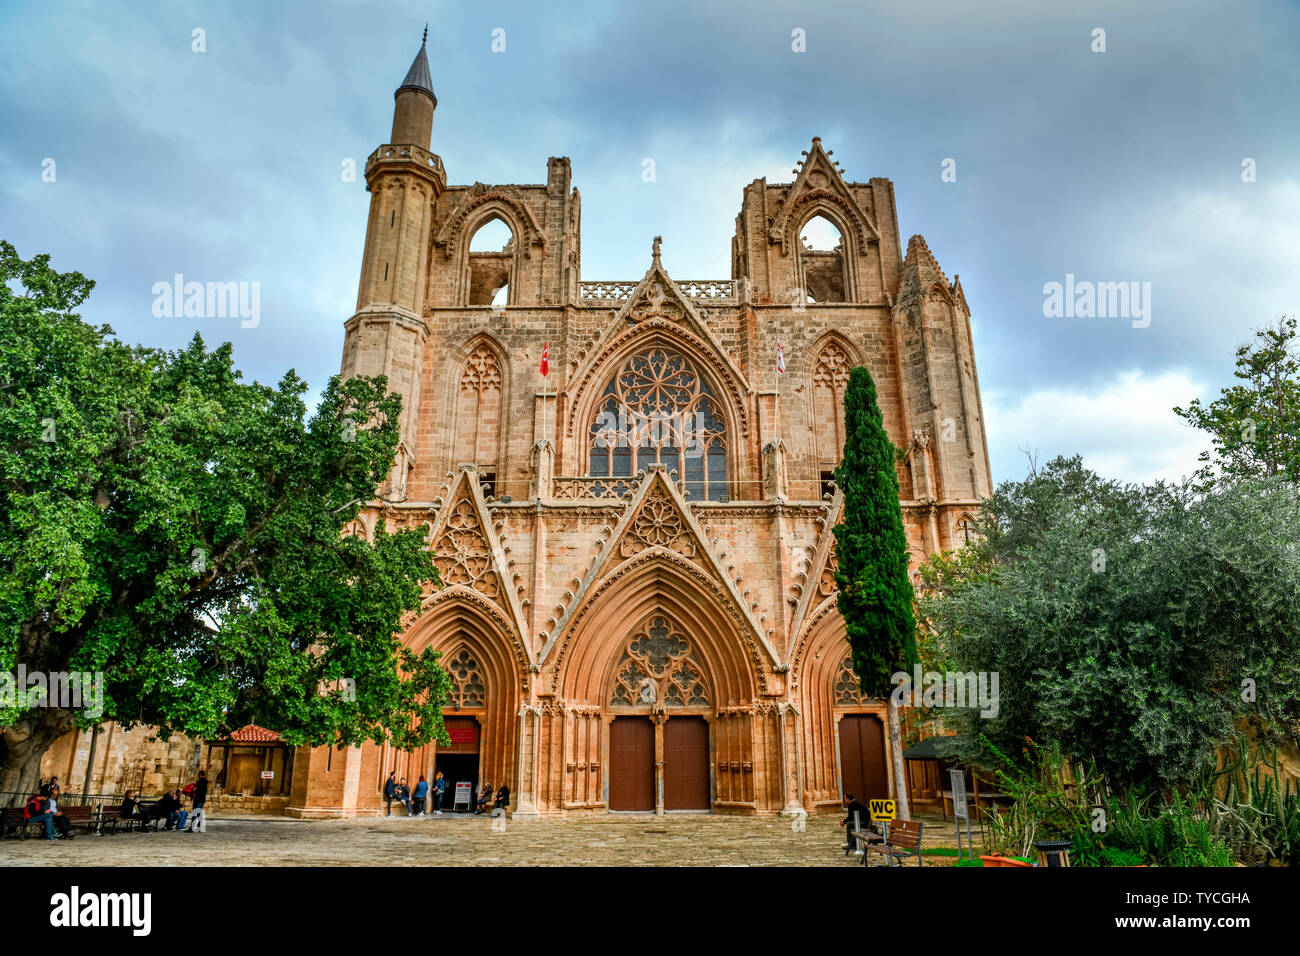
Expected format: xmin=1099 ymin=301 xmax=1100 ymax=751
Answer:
xmin=869 ymin=799 xmax=896 ymax=821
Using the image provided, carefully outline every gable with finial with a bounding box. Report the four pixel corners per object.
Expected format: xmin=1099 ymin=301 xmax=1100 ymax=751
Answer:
xmin=423 ymin=466 xmax=531 ymax=650
xmin=768 ymin=138 xmax=878 ymax=253
xmin=564 ymin=238 xmax=752 ymax=438
xmin=537 ymin=467 xmax=778 ymax=687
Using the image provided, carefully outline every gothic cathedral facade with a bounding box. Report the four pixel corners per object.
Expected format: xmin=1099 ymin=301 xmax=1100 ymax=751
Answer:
xmin=286 ymin=35 xmax=993 ymax=817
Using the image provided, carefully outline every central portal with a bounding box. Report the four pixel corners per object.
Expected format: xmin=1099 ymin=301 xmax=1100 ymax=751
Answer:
xmin=663 ymin=716 xmax=710 ymax=810
xmin=609 ymin=716 xmax=655 ymax=810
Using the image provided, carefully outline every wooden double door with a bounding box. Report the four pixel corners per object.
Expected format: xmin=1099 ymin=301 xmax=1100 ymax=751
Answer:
xmin=609 ymin=716 xmax=710 ymax=811
xmin=838 ymin=713 xmax=888 ymax=803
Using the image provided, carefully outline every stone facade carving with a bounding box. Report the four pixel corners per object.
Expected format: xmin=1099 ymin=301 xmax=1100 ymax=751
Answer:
xmin=281 ymin=33 xmax=994 ymax=818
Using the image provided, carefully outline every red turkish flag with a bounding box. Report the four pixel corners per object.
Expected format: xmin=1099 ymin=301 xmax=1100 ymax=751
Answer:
xmin=540 ymin=342 xmax=549 ymax=377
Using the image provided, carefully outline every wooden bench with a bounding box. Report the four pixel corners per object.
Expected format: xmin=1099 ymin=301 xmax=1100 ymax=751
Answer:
xmin=863 ymin=819 xmax=924 ymax=867
xmin=56 ymin=804 xmax=96 ymax=836
xmin=0 ymin=807 xmax=44 ymax=839
xmin=133 ymin=799 xmax=164 ymax=831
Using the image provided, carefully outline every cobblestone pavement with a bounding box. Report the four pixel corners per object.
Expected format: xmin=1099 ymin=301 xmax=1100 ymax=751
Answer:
xmin=0 ymin=812 xmax=968 ymax=867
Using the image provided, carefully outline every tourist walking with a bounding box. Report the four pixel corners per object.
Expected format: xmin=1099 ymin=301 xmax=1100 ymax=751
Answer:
xmin=186 ymin=770 xmax=209 ymax=832
xmin=432 ymin=771 xmax=447 ymax=814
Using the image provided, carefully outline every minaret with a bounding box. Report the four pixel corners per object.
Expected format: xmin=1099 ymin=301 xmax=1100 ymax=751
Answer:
xmin=391 ymin=25 xmax=437 ymax=147
xmin=341 ymin=28 xmax=448 ymax=499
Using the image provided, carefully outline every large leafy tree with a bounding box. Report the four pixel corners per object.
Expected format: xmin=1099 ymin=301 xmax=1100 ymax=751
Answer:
xmin=1175 ymin=315 xmax=1300 ymax=487
xmin=918 ymin=456 xmax=1300 ymax=791
xmin=833 ymin=365 xmax=919 ymax=818
xmin=0 ymin=241 xmax=448 ymax=804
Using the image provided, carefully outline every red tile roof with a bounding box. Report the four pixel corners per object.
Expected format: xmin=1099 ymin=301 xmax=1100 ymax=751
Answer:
xmin=222 ymin=724 xmax=283 ymax=744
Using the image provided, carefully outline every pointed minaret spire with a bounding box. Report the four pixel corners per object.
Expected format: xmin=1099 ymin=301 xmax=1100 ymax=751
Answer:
xmin=396 ymin=30 xmax=436 ymax=105
xmin=390 ymin=29 xmax=437 ymax=147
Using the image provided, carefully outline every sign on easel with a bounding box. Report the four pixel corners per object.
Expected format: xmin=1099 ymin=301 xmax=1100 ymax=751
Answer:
xmin=453 ymin=781 xmax=472 ymax=811
xmin=950 ymin=768 xmax=974 ymax=860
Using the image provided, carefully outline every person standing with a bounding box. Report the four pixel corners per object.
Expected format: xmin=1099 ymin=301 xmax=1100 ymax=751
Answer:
xmin=186 ymin=771 xmax=209 ymax=832
xmin=384 ymin=771 xmax=397 ymax=817
xmin=412 ymin=775 xmax=429 ymax=817
xmin=432 ymin=771 xmax=447 ymax=815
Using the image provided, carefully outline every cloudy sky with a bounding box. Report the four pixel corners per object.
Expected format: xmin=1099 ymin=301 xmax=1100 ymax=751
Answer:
xmin=3 ymin=0 xmax=1298 ymax=486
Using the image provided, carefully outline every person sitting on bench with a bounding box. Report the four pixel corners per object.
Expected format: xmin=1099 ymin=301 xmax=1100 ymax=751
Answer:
xmin=154 ymin=790 xmax=183 ymax=830
xmin=475 ymin=783 xmax=493 ymax=815
xmin=120 ymin=790 xmax=141 ymax=819
xmin=47 ymin=784 xmax=75 ymax=840
xmin=23 ymin=793 xmax=58 ymax=841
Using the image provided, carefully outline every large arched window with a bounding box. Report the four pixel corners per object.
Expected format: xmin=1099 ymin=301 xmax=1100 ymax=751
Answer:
xmin=588 ymin=347 xmax=727 ymax=501
xmin=467 ymin=217 xmax=514 ymax=307
xmin=799 ymin=214 xmax=847 ymax=303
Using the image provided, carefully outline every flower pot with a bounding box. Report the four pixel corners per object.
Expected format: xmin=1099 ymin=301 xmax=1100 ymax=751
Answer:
xmin=980 ymin=854 xmax=1034 ymax=868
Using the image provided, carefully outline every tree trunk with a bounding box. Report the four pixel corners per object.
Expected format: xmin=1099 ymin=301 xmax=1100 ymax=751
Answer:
xmin=886 ymin=697 xmax=910 ymax=821
xmin=0 ymin=709 xmax=75 ymax=807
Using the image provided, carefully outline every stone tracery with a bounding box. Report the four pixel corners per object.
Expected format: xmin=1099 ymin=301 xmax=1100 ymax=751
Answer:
xmin=609 ymin=615 xmax=710 ymax=707
xmin=588 ymin=347 xmax=727 ymax=501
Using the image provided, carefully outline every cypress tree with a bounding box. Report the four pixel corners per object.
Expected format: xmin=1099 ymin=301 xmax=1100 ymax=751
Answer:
xmin=833 ymin=365 xmax=919 ymax=818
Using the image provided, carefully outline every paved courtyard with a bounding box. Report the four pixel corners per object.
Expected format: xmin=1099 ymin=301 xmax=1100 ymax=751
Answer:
xmin=0 ymin=811 xmax=969 ymax=867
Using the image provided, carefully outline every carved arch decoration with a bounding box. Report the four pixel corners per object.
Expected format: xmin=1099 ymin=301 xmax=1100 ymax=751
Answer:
xmin=778 ymin=192 xmax=878 ymax=256
xmin=405 ymin=597 xmax=524 ymax=793
xmin=539 ymin=469 xmax=778 ymax=678
xmin=434 ymin=188 xmax=546 ymax=261
xmin=412 ymin=585 xmax=531 ymax=696
xmin=587 ymin=346 xmax=729 ymax=501
xmin=415 ymin=468 xmax=533 ymax=669
xmin=607 ymin=612 xmax=712 ymax=708
xmin=551 ymin=546 xmax=767 ymax=701
xmin=794 ymin=607 xmax=881 ymax=808
xmin=565 ymin=325 xmax=751 ymax=466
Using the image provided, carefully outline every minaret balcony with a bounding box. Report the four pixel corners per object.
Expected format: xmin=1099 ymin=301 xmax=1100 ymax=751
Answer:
xmin=365 ymin=144 xmax=447 ymax=191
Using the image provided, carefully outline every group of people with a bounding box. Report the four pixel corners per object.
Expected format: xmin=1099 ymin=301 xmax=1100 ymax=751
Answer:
xmin=383 ymin=771 xmax=507 ymax=816
xmin=21 ymin=771 xmax=210 ymax=841
xmin=21 ymin=778 xmax=76 ymax=841
xmin=475 ymin=781 xmax=509 ymax=815
xmin=119 ymin=770 xmax=208 ymax=832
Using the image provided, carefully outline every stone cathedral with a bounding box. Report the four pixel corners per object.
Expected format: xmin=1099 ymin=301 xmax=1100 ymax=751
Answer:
xmin=286 ymin=34 xmax=993 ymax=818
